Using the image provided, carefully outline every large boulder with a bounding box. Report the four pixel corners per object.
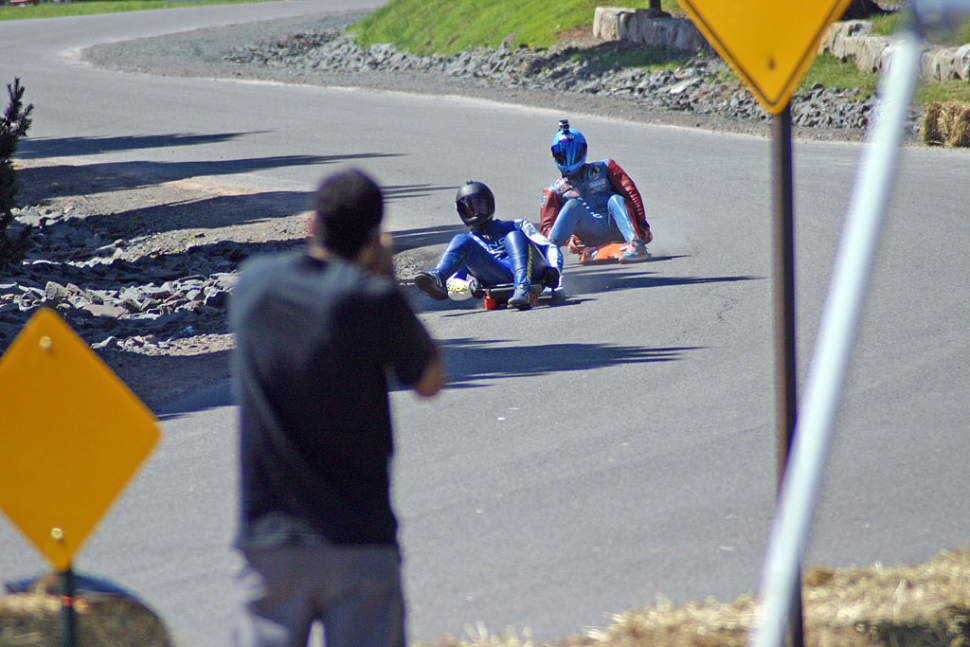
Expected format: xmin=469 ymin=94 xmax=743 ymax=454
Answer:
xmin=593 ymin=7 xmax=637 ymax=42
xmin=592 ymin=8 xmax=712 ymax=54
xmin=821 ymin=20 xmax=873 ymax=60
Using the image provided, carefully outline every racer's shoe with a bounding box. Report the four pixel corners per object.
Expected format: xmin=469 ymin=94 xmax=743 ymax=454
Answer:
xmin=618 ymin=239 xmax=650 ymax=264
xmin=542 ymin=267 xmax=561 ymax=290
xmin=415 ymin=271 xmax=448 ymax=301
xmin=566 ymin=235 xmax=584 ymax=255
xmin=508 ymin=283 xmax=533 ymax=310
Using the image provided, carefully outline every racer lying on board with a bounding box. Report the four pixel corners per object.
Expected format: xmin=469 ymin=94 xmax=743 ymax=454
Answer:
xmin=540 ymin=119 xmax=653 ymax=263
xmin=414 ymin=181 xmax=563 ymax=310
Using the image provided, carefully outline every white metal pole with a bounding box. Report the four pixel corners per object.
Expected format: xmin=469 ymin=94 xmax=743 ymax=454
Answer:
xmin=749 ymin=27 xmax=922 ymax=647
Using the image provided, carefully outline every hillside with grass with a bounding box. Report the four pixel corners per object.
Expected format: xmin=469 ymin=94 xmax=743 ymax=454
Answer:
xmin=351 ymin=0 xmax=970 ymax=114
xmin=351 ymin=0 xmax=680 ymax=55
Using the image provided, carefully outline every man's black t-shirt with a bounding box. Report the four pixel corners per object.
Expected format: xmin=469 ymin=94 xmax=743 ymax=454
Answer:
xmin=231 ymin=251 xmax=436 ymax=547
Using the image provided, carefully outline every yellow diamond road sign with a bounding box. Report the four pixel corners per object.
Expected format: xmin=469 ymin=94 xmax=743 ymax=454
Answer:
xmin=0 ymin=308 xmax=159 ymax=571
xmin=680 ymin=0 xmax=854 ymax=114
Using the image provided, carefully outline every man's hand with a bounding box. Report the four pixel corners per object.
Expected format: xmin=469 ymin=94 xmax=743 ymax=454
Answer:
xmin=360 ymin=231 xmax=396 ymax=278
xmin=414 ymin=349 xmax=445 ymax=398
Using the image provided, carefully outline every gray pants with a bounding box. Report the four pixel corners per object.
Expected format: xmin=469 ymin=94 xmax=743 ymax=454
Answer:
xmin=233 ymin=543 xmax=405 ymax=647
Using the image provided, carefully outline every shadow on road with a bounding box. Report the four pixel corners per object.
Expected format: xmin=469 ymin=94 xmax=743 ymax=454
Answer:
xmin=154 ymin=338 xmax=702 ymax=419
xmin=565 ymin=259 xmax=762 ymax=296
xmin=440 ymin=337 xmax=702 ymax=389
xmin=391 ymin=223 xmax=467 ymax=251
xmin=156 ymin=379 xmax=235 ymax=421
xmin=17 ymin=152 xmax=404 ymax=197
xmin=17 ymin=132 xmax=263 ymax=159
xmin=88 ymin=190 xmax=312 ymax=235
xmin=383 ymin=184 xmax=455 ymax=205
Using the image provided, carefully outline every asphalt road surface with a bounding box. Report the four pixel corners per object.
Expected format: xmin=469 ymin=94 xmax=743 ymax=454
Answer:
xmin=1 ymin=3 xmax=968 ymax=645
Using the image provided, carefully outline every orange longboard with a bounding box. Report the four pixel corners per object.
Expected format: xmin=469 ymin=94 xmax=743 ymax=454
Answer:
xmin=574 ymin=241 xmax=628 ymax=265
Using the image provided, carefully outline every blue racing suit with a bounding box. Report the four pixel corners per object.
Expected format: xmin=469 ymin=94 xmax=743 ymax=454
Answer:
xmin=432 ymin=218 xmax=562 ymax=289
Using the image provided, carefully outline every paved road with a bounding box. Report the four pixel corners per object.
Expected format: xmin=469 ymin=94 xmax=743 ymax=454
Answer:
xmin=1 ymin=3 xmax=968 ymax=645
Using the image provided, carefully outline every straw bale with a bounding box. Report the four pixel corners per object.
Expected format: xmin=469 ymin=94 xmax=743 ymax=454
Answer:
xmin=0 ymin=591 xmax=172 ymax=647
xmin=922 ymin=102 xmax=946 ymax=145
xmin=921 ymin=100 xmax=970 ymax=147
xmin=416 ymin=548 xmax=970 ymax=647
xmin=939 ymin=101 xmax=963 ymax=141
xmin=946 ymin=104 xmax=970 ymax=147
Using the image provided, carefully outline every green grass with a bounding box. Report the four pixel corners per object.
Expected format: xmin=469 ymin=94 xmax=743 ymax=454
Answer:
xmin=869 ymin=11 xmax=908 ymax=37
xmin=350 ymin=0 xmax=602 ymax=55
xmin=916 ymin=78 xmax=970 ymax=104
xmin=351 ymin=0 xmax=680 ymax=56
xmin=0 ymin=0 xmax=272 ymax=21
xmin=800 ymin=52 xmax=879 ymax=94
xmin=869 ymin=9 xmax=970 ymax=45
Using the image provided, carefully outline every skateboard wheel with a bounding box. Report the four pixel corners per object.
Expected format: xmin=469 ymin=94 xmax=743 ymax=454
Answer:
xmin=484 ymin=296 xmax=498 ymax=311
xmin=530 ymin=292 xmax=539 ymax=307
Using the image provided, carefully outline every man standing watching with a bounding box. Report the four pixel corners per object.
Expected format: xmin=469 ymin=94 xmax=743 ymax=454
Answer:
xmin=230 ymin=167 xmax=444 ymax=647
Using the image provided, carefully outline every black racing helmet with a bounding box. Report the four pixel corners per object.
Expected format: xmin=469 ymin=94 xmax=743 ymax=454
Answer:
xmin=455 ymin=181 xmax=495 ymax=228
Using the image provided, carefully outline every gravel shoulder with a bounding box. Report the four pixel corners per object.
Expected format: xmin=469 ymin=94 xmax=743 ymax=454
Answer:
xmin=9 ymin=11 xmax=869 ymax=412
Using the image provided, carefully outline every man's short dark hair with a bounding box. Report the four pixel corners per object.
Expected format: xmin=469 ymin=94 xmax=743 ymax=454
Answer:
xmin=311 ymin=168 xmax=384 ymax=259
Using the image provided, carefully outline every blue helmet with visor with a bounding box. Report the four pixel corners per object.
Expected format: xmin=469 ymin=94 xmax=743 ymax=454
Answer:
xmin=551 ymin=119 xmax=587 ymax=176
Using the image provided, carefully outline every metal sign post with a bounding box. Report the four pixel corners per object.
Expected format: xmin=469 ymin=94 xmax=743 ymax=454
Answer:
xmin=677 ymin=3 xmax=854 ymax=644
xmin=771 ymin=104 xmax=797 ymax=487
xmin=749 ymin=23 xmax=924 ymax=647
xmin=58 ymin=567 xmax=77 ymax=647
xmin=770 ymin=104 xmax=803 ymax=647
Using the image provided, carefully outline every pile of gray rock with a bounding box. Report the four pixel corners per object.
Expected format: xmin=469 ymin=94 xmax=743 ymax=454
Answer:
xmin=225 ymin=29 xmax=906 ymax=132
xmin=0 ymin=206 xmax=298 ymax=350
